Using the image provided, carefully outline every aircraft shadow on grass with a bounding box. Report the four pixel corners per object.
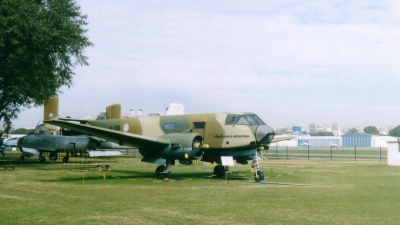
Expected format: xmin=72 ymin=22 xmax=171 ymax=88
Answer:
xmin=35 ymin=168 xmax=252 ymax=183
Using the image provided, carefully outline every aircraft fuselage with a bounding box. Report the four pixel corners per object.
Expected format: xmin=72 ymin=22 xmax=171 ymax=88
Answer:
xmin=85 ymin=112 xmax=275 ymax=163
xmin=17 ymin=134 xmax=99 ymax=152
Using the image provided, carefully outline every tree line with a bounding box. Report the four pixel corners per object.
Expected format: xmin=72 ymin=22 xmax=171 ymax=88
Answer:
xmin=1 ymin=0 xmax=92 ymax=133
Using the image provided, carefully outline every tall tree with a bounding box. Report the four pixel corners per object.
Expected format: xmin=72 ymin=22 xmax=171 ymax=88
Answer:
xmin=346 ymin=128 xmax=359 ymax=134
xmin=363 ymin=126 xmax=380 ymax=135
xmin=0 ymin=0 xmax=93 ymax=132
xmin=389 ymin=125 xmax=400 ymax=137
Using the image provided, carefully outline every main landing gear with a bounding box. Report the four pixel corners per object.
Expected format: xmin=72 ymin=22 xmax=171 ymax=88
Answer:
xmin=213 ymin=165 xmax=228 ymax=177
xmin=62 ymin=151 xmax=70 ymax=163
xmin=49 ymin=152 xmax=58 ymax=161
xmin=252 ymin=149 xmax=265 ymax=182
xmin=155 ymin=160 xmax=172 ymax=179
xmin=39 ymin=155 xmax=46 ymax=163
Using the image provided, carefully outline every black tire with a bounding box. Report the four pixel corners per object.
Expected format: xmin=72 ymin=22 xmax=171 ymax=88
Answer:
xmin=213 ymin=165 xmax=226 ymax=177
xmin=62 ymin=156 xmax=69 ymax=163
xmin=254 ymin=170 xmax=264 ymax=182
xmin=49 ymin=153 xmax=58 ymax=161
xmin=39 ymin=156 xmax=46 ymax=163
xmin=155 ymin=165 xmax=168 ymax=179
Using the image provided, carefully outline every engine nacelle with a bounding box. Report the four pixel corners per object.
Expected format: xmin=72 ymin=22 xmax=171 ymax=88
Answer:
xmin=158 ymin=133 xmax=204 ymax=160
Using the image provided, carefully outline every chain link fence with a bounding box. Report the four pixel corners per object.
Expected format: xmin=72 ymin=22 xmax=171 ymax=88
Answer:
xmin=264 ymin=146 xmax=387 ymax=161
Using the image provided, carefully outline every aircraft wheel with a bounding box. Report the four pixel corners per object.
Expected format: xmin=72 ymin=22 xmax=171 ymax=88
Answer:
xmin=39 ymin=156 xmax=46 ymax=163
xmin=62 ymin=156 xmax=69 ymax=163
xmin=254 ymin=170 xmax=264 ymax=182
xmin=213 ymin=165 xmax=226 ymax=177
xmin=49 ymin=153 xmax=58 ymax=161
xmin=155 ymin=165 xmax=168 ymax=179
xmin=20 ymin=155 xmax=25 ymax=162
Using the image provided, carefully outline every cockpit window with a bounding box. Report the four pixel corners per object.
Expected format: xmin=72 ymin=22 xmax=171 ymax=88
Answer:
xmin=244 ymin=114 xmax=265 ymax=125
xmin=236 ymin=116 xmax=251 ymax=125
xmin=225 ymin=114 xmax=265 ymax=126
xmin=226 ymin=114 xmax=238 ymax=125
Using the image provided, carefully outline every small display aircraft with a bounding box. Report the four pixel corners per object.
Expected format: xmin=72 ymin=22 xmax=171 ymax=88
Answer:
xmin=1 ymin=97 xmax=125 ymax=162
xmin=45 ymin=102 xmax=293 ymax=182
xmin=15 ymin=124 xmax=124 ymax=162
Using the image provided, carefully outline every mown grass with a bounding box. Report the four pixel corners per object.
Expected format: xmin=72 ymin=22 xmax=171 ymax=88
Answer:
xmin=1 ymin=155 xmax=400 ymax=225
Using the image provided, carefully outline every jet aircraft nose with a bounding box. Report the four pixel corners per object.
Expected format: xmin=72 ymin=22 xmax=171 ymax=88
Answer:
xmin=256 ymin=125 xmax=275 ymax=145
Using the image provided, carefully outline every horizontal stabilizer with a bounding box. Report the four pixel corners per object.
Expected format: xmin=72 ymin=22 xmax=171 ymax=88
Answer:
xmin=271 ymin=135 xmax=297 ymax=143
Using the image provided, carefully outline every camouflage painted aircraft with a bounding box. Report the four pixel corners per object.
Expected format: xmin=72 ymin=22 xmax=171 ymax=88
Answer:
xmin=45 ymin=102 xmax=293 ymax=182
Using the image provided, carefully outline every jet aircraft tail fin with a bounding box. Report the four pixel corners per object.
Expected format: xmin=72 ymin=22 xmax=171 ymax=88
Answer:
xmin=43 ymin=97 xmax=59 ymax=131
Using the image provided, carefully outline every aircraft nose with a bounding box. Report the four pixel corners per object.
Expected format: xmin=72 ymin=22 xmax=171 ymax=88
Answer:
xmin=256 ymin=125 xmax=275 ymax=145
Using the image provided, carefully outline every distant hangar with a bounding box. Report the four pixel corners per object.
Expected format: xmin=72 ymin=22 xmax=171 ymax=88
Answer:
xmin=272 ymin=134 xmax=397 ymax=148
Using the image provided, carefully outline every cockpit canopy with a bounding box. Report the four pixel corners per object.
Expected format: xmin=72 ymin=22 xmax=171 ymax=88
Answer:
xmin=29 ymin=124 xmax=52 ymax=135
xmin=225 ymin=114 xmax=266 ymax=126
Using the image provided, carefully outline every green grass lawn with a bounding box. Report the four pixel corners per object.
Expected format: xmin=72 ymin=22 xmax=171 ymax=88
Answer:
xmin=1 ymin=155 xmax=399 ymax=225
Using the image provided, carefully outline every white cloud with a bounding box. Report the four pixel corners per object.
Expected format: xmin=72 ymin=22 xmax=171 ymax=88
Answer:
xmin=11 ymin=0 xmax=400 ymax=131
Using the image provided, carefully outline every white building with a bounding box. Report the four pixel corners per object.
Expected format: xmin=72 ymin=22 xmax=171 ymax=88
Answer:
xmin=371 ymin=136 xmax=398 ymax=148
xmin=387 ymin=139 xmax=400 ymax=166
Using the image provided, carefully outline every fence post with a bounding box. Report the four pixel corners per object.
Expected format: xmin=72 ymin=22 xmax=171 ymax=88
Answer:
xmin=286 ymin=146 xmax=288 ymax=159
xmin=380 ymin=146 xmax=381 ymax=162
xmin=330 ymin=146 xmax=332 ymax=160
xmin=308 ymin=145 xmax=310 ymax=160
xmin=354 ymin=146 xmax=357 ymax=161
xmin=276 ymin=145 xmax=278 ymax=159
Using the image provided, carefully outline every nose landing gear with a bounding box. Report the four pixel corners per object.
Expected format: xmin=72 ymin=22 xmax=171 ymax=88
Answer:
xmin=252 ymin=149 xmax=265 ymax=183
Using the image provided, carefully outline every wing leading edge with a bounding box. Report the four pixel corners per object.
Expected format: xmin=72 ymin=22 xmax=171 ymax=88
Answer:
xmin=44 ymin=119 xmax=170 ymax=149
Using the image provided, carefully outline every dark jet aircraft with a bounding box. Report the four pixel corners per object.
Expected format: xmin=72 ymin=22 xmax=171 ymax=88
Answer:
xmin=15 ymin=124 xmax=124 ymax=162
xmin=1 ymin=97 xmax=125 ymax=162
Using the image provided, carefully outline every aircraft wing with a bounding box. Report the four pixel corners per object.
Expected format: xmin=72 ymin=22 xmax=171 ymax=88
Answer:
xmin=44 ymin=119 xmax=170 ymax=149
xmin=270 ymin=135 xmax=297 ymax=143
xmin=21 ymin=147 xmax=40 ymax=156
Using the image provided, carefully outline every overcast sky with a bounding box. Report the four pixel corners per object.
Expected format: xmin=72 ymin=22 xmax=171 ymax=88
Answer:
xmin=10 ymin=0 xmax=400 ymax=131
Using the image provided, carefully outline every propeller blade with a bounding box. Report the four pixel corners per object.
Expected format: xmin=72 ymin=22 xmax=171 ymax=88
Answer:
xmin=187 ymin=145 xmax=203 ymax=157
